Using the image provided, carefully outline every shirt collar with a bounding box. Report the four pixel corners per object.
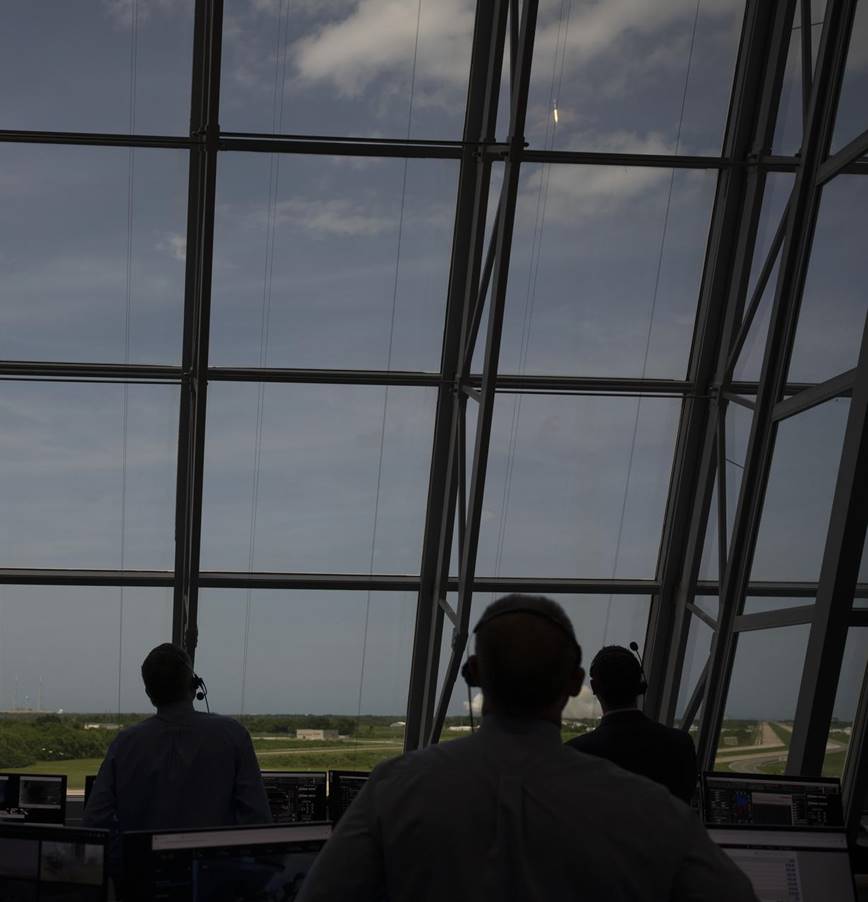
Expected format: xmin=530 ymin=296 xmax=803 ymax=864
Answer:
xmin=479 ymin=714 xmax=562 ymax=744
xmin=601 ymin=707 xmax=643 ymax=722
xmin=155 ymin=700 xmax=196 ymax=719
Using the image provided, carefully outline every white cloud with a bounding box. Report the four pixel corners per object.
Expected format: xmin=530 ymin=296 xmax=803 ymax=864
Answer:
xmin=462 ymin=690 xmax=484 ymax=716
xmin=563 ymin=684 xmax=601 ymax=720
xmin=534 ymin=0 xmax=738 ymax=68
xmin=519 ymin=132 xmax=672 ymax=224
xmin=264 ymin=198 xmax=397 ymax=237
xmin=293 ymin=0 xmax=475 ymax=95
xmin=156 ymin=232 xmax=186 ymax=261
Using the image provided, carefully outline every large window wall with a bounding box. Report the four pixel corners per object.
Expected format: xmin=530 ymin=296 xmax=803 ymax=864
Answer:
xmin=0 ymin=0 xmax=866 ymax=830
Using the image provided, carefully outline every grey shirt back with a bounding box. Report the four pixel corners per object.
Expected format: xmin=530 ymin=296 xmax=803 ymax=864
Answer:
xmin=298 ymin=715 xmax=758 ymax=902
xmin=82 ymin=702 xmax=271 ymax=832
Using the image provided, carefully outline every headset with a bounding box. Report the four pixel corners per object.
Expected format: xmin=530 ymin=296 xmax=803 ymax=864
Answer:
xmin=590 ymin=642 xmax=648 ymax=698
xmin=460 ymin=605 xmax=583 ymax=731
xmin=162 ymin=645 xmax=210 ymax=713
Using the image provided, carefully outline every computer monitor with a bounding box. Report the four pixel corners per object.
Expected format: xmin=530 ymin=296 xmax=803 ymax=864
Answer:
xmin=123 ymin=823 xmax=329 ymax=901
xmin=0 ymin=822 xmax=109 ymax=901
xmin=709 ymin=828 xmax=856 ymax=902
xmin=702 ymin=773 xmax=843 ymax=829
xmin=84 ymin=775 xmax=97 ymax=807
xmin=261 ymin=772 xmax=327 ymax=824
xmin=0 ymin=773 xmax=68 ymax=825
xmin=328 ymin=771 xmax=369 ymax=824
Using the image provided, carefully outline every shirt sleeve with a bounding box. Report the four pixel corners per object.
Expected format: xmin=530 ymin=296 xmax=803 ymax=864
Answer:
xmin=81 ymin=742 xmax=118 ymax=829
xmin=670 ymin=812 xmax=759 ymax=902
xmin=296 ymin=778 xmax=386 ymax=902
xmin=232 ymin=727 xmax=273 ymax=825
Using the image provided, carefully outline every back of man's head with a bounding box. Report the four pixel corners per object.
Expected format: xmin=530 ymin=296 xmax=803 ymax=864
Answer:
xmin=473 ymin=594 xmax=582 ymax=716
xmin=589 ymin=645 xmax=644 ymax=709
xmin=141 ymin=643 xmax=194 ymax=708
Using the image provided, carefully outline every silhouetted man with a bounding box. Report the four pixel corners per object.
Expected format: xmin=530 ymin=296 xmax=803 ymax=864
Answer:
xmin=297 ymin=595 xmax=756 ymax=902
xmin=567 ymin=644 xmax=698 ymax=803
xmin=83 ymin=643 xmax=271 ymax=832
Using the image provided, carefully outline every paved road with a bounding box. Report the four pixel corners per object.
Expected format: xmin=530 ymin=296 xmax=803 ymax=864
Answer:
xmin=716 ymin=721 xmax=843 ymax=772
xmin=255 ymin=743 xmax=402 ymax=758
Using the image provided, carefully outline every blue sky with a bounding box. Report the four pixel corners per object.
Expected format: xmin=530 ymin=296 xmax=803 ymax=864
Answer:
xmin=0 ymin=0 xmax=865 ymax=732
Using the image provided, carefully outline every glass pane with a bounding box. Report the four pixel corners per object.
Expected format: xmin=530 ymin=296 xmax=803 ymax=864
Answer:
xmin=772 ymin=15 xmax=825 ymax=156
xmin=824 ymin=628 xmax=868 ymax=777
xmin=0 ymin=383 xmax=178 ymax=570
xmin=0 ymin=144 xmax=187 ymax=364
xmin=492 ymin=165 xmax=717 ymax=379
xmin=474 ymin=395 xmax=680 ymax=579
xmin=220 ymin=0 xmax=473 ymax=140
xmin=698 ymin=403 xmax=752 ymax=582
xmin=694 ymin=595 xmax=719 ymax=620
xmin=743 ymin=596 xmax=814 ymax=614
xmin=526 ymin=0 xmax=744 ymax=154
xmin=197 ymin=589 xmax=414 ymax=770
xmin=716 ymin=624 xmax=810 ymax=772
xmin=675 ymin=613 xmax=713 ymax=723
xmin=789 ymin=176 xmax=868 ymax=383
xmin=732 ymin=173 xmax=794 ymax=383
xmin=201 ymin=383 xmax=436 ymax=573
xmin=0 ymin=586 xmax=172 ymax=784
xmin=438 ymin=593 xmax=651 ymax=734
xmin=211 ymin=154 xmax=457 ymax=371
xmin=0 ymin=2 xmax=193 ymax=134
xmin=831 ymin=1 xmax=868 ymax=152
xmin=751 ymin=398 xmax=849 ymax=581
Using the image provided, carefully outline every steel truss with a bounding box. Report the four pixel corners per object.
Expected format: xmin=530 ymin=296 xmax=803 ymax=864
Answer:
xmin=0 ymin=0 xmax=867 ymax=828
xmin=650 ymin=0 xmax=867 ymax=824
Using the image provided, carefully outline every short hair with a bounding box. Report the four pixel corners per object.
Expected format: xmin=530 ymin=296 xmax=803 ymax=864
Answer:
xmin=141 ymin=644 xmax=193 ymax=707
xmin=473 ymin=594 xmax=581 ymax=714
xmin=589 ymin=646 xmax=643 ymax=708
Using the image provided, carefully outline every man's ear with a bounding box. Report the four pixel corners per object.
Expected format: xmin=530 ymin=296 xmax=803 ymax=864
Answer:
xmin=566 ymin=666 xmax=585 ymax=698
xmin=462 ymin=655 xmax=481 ymax=688
xmin=589 ymin=676 xmax=598 ymax=698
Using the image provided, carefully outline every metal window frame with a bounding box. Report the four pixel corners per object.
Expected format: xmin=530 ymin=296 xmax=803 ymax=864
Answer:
xmin=0 ymin=0 xmax=866 ymax=835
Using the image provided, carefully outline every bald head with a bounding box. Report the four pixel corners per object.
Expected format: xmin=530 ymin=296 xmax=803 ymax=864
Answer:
xmin=471 ymin=595 xmax=583 ymax=717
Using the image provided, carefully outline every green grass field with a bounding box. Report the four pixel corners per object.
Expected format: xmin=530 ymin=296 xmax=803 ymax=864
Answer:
xmin=7 ymin=758 xmax=104 ymax=791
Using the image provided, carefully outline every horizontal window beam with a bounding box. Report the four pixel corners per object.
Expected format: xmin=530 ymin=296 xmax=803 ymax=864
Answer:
xmin=0 ymin=129 xmax=194 ymax=149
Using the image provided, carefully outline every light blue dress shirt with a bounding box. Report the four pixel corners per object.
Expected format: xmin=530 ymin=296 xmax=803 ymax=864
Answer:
xmin=82 ymin=701 xmax=272 ymax=833
xmin=297 ymin=715 xmax=758 ymax=902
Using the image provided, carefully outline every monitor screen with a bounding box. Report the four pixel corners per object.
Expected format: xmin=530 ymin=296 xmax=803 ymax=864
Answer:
xmin=0 ymin=773 xmax=68 ymax=825
xmin=261 ymin=772 xmax=327 ymax=824
xmin=328 ymin=771 xmax=369 ymax=825
xmin=702 ymin=773 xmax=843 ymax=829
xmin=710 ymin=829 xmax=856 ymax=902
xmin=124 ymin=823 xmax=329 ymax=902
xmin=0 ymin=823 xmax=108 ymax=902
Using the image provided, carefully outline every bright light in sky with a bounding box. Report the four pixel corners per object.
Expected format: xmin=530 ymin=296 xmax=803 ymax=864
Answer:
xmin=553 ymin=104 xmax=559 ymax=124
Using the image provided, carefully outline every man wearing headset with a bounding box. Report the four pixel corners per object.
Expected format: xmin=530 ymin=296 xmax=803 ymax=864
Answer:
xmin=297 ymin=594 xmax=756 ymax=902
xmin=83 ymin=643 xmax=271 ymax=833
xmin=567 ymin=645 xmax=698 ymax=803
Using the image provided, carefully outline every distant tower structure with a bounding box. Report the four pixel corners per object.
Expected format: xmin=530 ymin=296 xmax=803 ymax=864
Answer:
xmin=37 ymin=679 xmax=43 ymax=713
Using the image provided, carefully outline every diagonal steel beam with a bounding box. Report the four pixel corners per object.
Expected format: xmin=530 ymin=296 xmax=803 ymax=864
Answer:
xmin=696 ymin=0 xmax=859 ymax=772
xmin=172 ymin=0 xmax=223 ymax=661
xmin=403 ymin=0 xmax=509 ymax=751
xmin=787 ymin=312 xmax=868 ymax=774
xmin=647 ymin=0 xmax=797 ymax=724
xmin=428 ymin=0 xmax=539 ymax=744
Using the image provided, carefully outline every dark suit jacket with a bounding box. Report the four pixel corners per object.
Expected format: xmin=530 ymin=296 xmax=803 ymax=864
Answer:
xmin=566 ymin=710 xmax=698 ymax=804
